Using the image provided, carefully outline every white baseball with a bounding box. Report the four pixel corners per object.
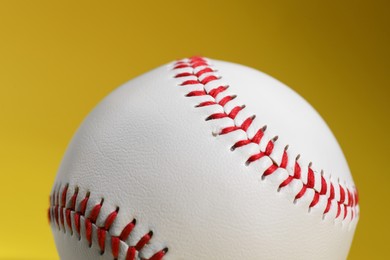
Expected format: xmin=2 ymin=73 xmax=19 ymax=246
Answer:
xmin=49 ymin=57 xmax=359 ymax=260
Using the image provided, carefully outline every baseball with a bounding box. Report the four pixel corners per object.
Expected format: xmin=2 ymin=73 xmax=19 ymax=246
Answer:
xmin=49 ymin=56 xmax=359 ymax=259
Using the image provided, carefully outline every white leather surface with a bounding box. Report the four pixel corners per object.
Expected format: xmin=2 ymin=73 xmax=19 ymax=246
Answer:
xmin=51 ymin=58 xmax=358 ymax=259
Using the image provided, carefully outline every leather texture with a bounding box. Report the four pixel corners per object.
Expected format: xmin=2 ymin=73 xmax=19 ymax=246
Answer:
xmin=51 ymin=57 xmax=358 ymax=259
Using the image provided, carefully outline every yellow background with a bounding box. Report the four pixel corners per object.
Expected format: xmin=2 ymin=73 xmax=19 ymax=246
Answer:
xmin=0 ymin=1 xmax=388 ymax=259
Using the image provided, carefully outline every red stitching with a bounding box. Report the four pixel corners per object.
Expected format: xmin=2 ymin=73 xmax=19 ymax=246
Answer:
xmin=49 ymin=185 xmax=168 ymax=260
xmin=173 ymin=56 xmax=359 ymax=222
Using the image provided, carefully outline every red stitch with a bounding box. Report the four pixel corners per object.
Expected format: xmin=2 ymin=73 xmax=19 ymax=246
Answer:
xmin=66 ymin=209 xmax=72 ymax=231
xmin=104 ymin=209 xmax=118 ymax=230
xmin=119 ymin=220 xmax=136 ymax=241
xmin=186 ymin=90 xmax=206 ymax=97
xmin=181 ymin=80 xmax=198 ymax=86
xmin=191 ymin=61 xmax=208 ymax=68
xmin=79 ymin=194 xmax=89 ymax=215
xmin=294 ymin=161 xmax=302 ymax=179
xmin=347 ymin=189 xmax=353 ymax=207
xmin=280 ymin=150 xmax=288 ymax=169
xmin=310 ymin=192 xmax=320 ymax=208
xmin=329 ymin=183 xmax=335 ymax=200
xmin=218 ymin=95 xmax=234 ymax=106
xmin=97 ymin=227 xmax=106 ymax=253
xmin=279 ymin=176 xmax=293 ymax=189
xmin=126 ymin=247 xmax=137 ymax=260
xmin=206 ymin=113 xmax=228 ymax=120
xmin=263 ymin=164 xmax=278 ymax=177
xmin=279 ymin=161 xmax=301 ymax=188
xmin=74 ymin=212 xmax=81 ymax=236
xmin=251 ymin=128 xmax=265 ymax=144
xmin=220 ymin=126 xmax=240 ymax=135
xmin=61 ymin=185 xmax=68 ymax=207
xmin=196 ymin=67 xmax=214 ymax=77
xmin=265 ymin=140 xmax=274 ymax=156
xmin=320 ymin=176 xmax=327 ymax=195
xmin=208 ymin=86 xmax=227 ymax=98
xmin=246 ymin=152 xmax=265 ymax=164
xmin=111 ymin=237 xmax=120 ymax=259
xmin=174 ymin=72 xmax=192 ymax=78
xmin=323 ymin=200 xmax=332 ymax=215
xmin=307 ymin=168 xmax=315 ymax=189
xmin=149 ymin=248 xmax=168 ymax=260
xmin=89 ymin=203 xmax=102 ymax=223
xmin=295 ymin=186 xmax=307 ymax=200
xmin=228 ymin=106 xmax=243 ymax=119
xmin=324 ymin=183 xmax=335 ymax=215
xmin=232 ymin=139 xmax=252 ymax=150
xmin=201 ymin=75 xmax=218 ymax=85
xmin=70 ymin=188 xmax=78 ymax=210
xmin=196 ymin=101 xmax=217 ymax=107
xmin=336 ymin=203 xmax=341 ymax=218
xmin=173 ymin=64 xmax=189 ymax=69
xmin=60 ymin=208 xmax=65 ymax=228
xmin=240 ymin=116 xmax=253 ymax=132
xmin=85 ymin=218 xmax=93 ymax=246
xmin=339 ymin=185 xmax=345 ymax=204
xmin=135 ymin=231 xmax=153 ymax=251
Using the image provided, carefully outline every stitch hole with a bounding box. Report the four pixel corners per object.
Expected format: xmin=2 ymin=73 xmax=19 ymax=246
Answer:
xmin=261 ymin=174 xmax=266 ymax=181
xmin=296 ymin=154 xmax=301 ymax=161
xmin=285 ymin=145 xmax=289 ymax=151
xmin=293 ymin=199 xmax=298 ymax=204
xmin=212 ymin=131 xmax=219 ymax=137
xmin=269 ymin=157 xmax=278 ymax=165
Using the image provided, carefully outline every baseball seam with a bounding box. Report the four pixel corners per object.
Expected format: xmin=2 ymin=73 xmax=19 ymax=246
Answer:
xmin=172 ymin=56 xmax=359 ymax=224
xmin=49 ymin=184 xmax=168 ymax=260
